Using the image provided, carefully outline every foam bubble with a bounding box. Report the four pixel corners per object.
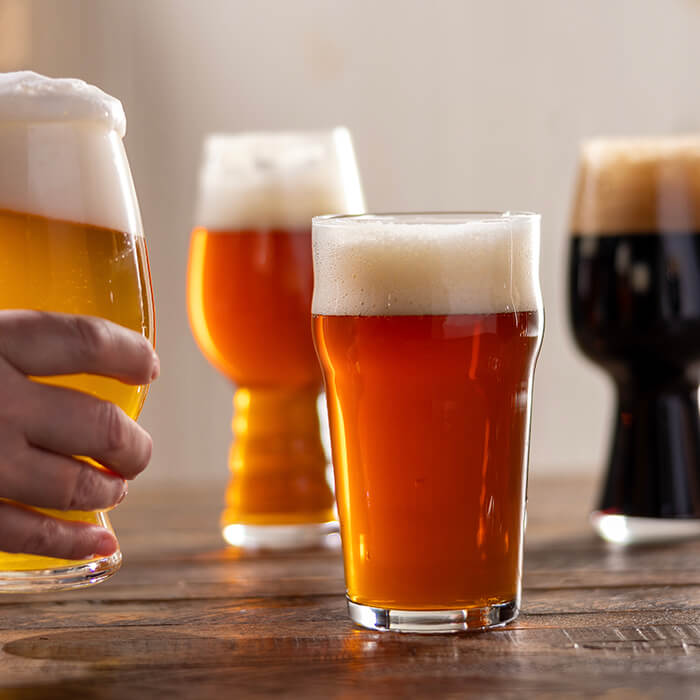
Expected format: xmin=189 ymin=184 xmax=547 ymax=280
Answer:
xmin=312 ymin=214 xmax=541 ymax=316
xmin=195 ymin=128 xmax=365 ymax=231
xmin=572 ymin=136 xmax=700 ymax=235
xmin=0 ymin=72 xmax=140 ymax=235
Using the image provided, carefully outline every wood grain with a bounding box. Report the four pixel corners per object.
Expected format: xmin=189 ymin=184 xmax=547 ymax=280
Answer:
xmin=0 ymin=476 xmax=698 ymax=699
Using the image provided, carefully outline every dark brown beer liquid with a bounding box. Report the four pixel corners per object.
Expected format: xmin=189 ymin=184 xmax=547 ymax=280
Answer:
xmin=569 ymin=230 xmax=700 ymax=518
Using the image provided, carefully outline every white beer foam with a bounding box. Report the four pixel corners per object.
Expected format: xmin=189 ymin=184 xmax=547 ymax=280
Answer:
xmin=195 ymin=128 xmax=365 ymax=231
xmin=312 ymin=214 xmax=541 ymax=316
xmin=0 ymin=72 xmax=140 ymax=236
xmin=0 ymin=72 xmax=125 ymax=135
xmin=572 ymin=136 xmax=700 ymax=235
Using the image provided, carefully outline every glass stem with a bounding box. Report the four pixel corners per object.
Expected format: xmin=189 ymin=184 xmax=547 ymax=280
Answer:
xmin=221 ymin=386 xmax=335 ymax=528
xmin=599 ymin=378 xmax=700 ymax=517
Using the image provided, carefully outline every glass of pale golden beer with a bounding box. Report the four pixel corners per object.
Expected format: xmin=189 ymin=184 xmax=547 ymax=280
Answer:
xmin=0 ymin=72 xmax=154 ymax=590
xmin=312 ymin=213 xmax=543 ymax=632
xmin=187 ymin=129 xmax=364 ymax=550
xmin=569 ymin=137 xmax=700 ymax=544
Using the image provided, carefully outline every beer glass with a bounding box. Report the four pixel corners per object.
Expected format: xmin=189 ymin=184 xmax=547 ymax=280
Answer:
xmin=0 ymin=73 xmax=154 ymax=590
xmin=312 ymin=213 xmax=543 ymax=633
xmin=187 ymin=129 xmax=364 ymax=550
xmin=569 ymin=137 xmax=700 ymax=544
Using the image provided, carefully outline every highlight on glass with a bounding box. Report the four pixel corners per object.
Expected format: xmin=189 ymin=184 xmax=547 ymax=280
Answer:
xmin=187 ymin=129 xmax=364 ymax=550
xmin=312 ymin=212 xmax=544 ymax=633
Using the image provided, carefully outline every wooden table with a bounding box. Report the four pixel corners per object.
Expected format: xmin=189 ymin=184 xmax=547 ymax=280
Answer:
xmin=0 ymin=476 xmax=699 ymax=699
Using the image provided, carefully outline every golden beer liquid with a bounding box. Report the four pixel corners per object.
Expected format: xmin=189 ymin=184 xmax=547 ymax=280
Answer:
xmin=0 ymin=208 xmax=154 ymax=570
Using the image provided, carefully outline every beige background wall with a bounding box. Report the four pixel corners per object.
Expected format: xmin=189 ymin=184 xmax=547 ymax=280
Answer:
xmin=1 ymin=0 xmax=700 ymax=486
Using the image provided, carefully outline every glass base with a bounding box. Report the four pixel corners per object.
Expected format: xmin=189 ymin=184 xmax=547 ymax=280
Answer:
xmin=0 ymin=550 xmax=122 ymax=593
xmin=591 ymin=511 xmax=700 ymax=545
xmin=222 ymin=521 xmax=340 ymax=551
xmin=347 ymin=597 xmax=519 ymax=633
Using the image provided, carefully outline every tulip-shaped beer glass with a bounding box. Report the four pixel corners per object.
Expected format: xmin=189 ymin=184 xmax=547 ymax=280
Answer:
xmin=0 ymin=73 xmax=154 ymax=590
xmin=569 ymin=137 xmax=700 ymax=543
xmin=187 ymin=129 xmax=364 ymax=549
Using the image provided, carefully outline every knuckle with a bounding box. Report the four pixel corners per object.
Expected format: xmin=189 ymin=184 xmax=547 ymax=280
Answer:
xmin=100 ymin=401 xmax=129 ymax=456
xmin=0 ymin=375 xmax=32 ymax=424
xmin=72 ymin=316 xmax=112 ymax=363
xmin=0 ymin=439 xmax=34 ymax=500
xmin=0 ymin=310 xmax=45 ymax=368
xmin=67 ymin=465 xmax=101 ymax=510
xmin=21 ymin=516 xmax=61 ymax=556
xmin=0 ymin=420 xmax=24 ymax=456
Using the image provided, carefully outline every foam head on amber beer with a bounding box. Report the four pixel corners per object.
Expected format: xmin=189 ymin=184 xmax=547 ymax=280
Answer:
xmin=195 ymin=129 xmax=365 ymax=231
xmin=0 ymin=71 xmax=139 ymax=236
xmin=572 ymin=136 xmax=700 ymax=235
xmin=312 ymin=213 xmax=541 ymax=316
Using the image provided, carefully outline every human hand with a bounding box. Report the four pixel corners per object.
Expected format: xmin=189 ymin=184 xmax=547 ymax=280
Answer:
xmin=0 ymin=310 xmax=159 ymax=560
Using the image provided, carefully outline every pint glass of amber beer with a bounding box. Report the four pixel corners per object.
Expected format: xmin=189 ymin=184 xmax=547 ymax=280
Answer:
xmin=0 ymin=72 xmax=154 ymax=590
xmin=312 ymin=213 xmax=543 ymax=632
xmin=187 ymin=129 xmax=364 ymax=550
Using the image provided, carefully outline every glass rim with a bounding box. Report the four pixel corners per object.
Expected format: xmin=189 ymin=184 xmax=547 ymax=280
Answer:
xmin=313 ymin=211 xmax=540 ymax=226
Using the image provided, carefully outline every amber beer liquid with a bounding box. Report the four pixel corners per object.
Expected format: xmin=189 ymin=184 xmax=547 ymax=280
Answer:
xmin=187 ymin=226 xmax=334 ymax=526
xmin=186 ymin=129 xmax=365 ymax=548
xmin=314 ymin=311 xmax=540 ymax=609
xmin=312 ymin=213 xmax=543 ymax=632
xmin=188 ymin=228 xmax=320 ymax=388
xmin=0 ymin=208 xmax=154 ymax=571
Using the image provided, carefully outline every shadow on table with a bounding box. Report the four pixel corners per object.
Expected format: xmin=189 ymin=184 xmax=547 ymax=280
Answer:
xmin=2 ymin=626 xmax=692 ymax=699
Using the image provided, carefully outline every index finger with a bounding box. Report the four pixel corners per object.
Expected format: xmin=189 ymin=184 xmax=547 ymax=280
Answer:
xmin=0 ymin=310 xmax=158 ymax=385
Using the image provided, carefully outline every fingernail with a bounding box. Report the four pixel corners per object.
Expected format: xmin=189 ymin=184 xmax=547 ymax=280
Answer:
xmin=88 ymin=531 xmax=118 ymax=557
xmin=150 ymin=352 xmax=160 ymax=381
xmin=116 ymin=481 xmax=128 ymax=505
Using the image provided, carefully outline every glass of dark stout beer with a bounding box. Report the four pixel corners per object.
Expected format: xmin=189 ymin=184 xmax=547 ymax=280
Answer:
xmin=312 ymin=213 xmax=544 ymax=632
xmin=569 ymin=137 xmax=700 ymax=544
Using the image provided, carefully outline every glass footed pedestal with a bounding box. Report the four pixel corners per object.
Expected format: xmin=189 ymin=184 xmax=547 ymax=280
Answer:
xmin=593 ymin=380 xmax=700 ymax=545
xmin=346 ymin=598 xmax=519 ymax=634
xmin=591 ymin=512 xmax=700 ymax=545
xmin=221 ymin=386 xmax=338 ymax=551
